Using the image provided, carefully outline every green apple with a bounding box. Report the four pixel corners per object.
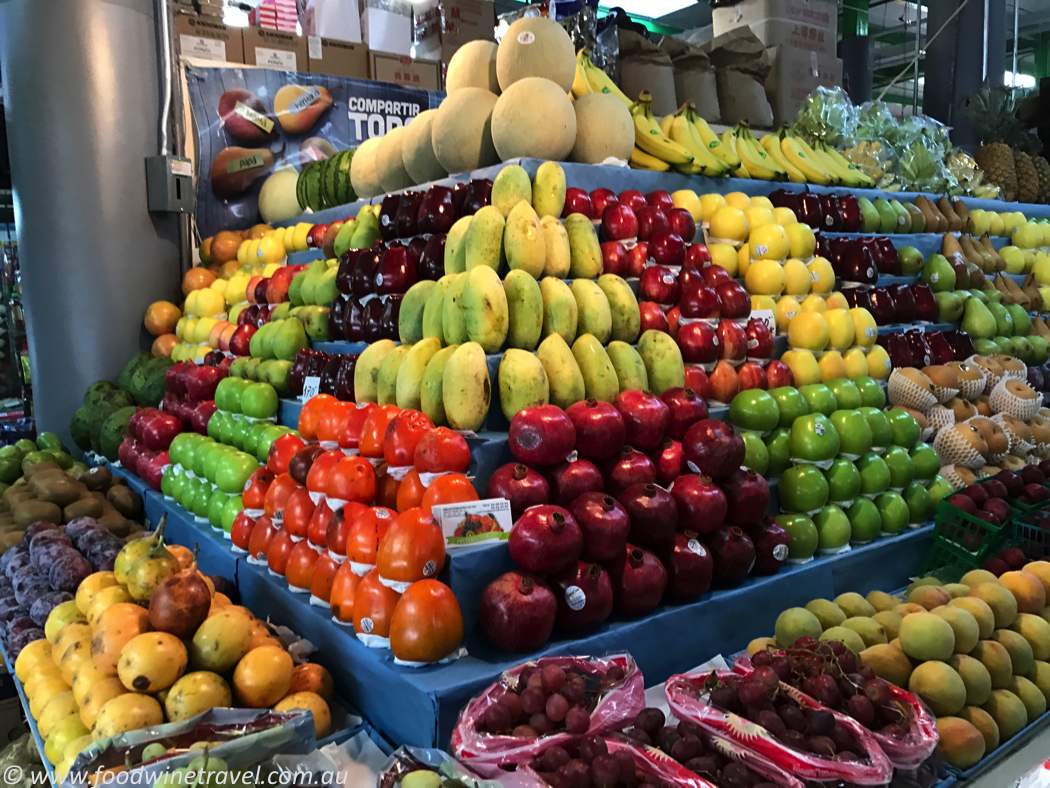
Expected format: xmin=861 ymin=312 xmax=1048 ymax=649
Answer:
xmin=729 ymin=390 xmax=780 ymax=433
xmin=829 ymin=410 xmax=872 ymax=456
xmin=192 ymin=481 xmax=214 ymax=519
xmin=775 ymin=513 xmax=819 ymax=560
xmin=220 ymin=412 xmax=240 ymax=447
xmin=926 ymin=475 xmax=955 ymax=508
xmin=779 ymin=465 xmax=830 ymax=512
xmin=241 ymin=382 xmax=279 ymax=420
xmin=179 ymin=476 xmax=205 ymax=511
xmin=910 ymin=444 xmax=941 ymax=480
xmin=853 ymin=377 xmax=886 ymax=409
xmin=222 ymin=495 xmax=244 ymax=533
xmin=858 ymin=407 xmax=893 ymax=449
xmin=215 ymin=377 xmax=250 ymax=413
xmin=229 ymin=357 xmax=251 ymax=378
xmin=798 ymin=384 xmax=838 ymax=416
xmin=174 ymin=433 xmax=209 ymax=470
xmin=789 ymin=414 xmax=840 ymax=462
xmin=216 ymin=451 xmax=261 ymax=495
xmin=885 ymin=409 xmax=921 ymax=448
xmin=856 ymin=452 xmax=890 ymax=495
xmin=208 ymin=487 xmax=230 ymax=529
xmin=814 ymin=504 xmax=851 ymax=551
xmin=883 ymin=446 xmax=915 ymax=489
xmin=769 ymin=387 xmax=809 ymax=429
xmin=902 ymin=481 xmax=933 ymax=523
xmin=170 ymin=470 xmax=188 ymax=504
xmin=876 ymin=491 xmax=909 ymax=534
xmin=207 ymin=410 xmax=227 ymax=442
xmin=826 ymin=379 xmax=862 ymax=410
xmin=168 ymin=432 xmax=200 ymax=468
xmin=825 ymin=458 xmax=862 ymax=503
xmin=244 ymin=357 xmax=263 ymax=381
xmin=191 ymin=438 xmax=218 ymax=479
xmin=742 ymin=432 xmax=770 ymax=476
xmin=204 ymin=444 xmax=237 ymax=485
xmin=161 ymin=465 xmax=178 ymax=499
xmin=847 ymin=498 xmax=881 ymax=542
xmin=230 ymin=417 xmax=254 ymax=452
xmin=244 ymin=422 xmax=273 ymax=459
xmin=256 ymin=425 xmax=290 ymax=464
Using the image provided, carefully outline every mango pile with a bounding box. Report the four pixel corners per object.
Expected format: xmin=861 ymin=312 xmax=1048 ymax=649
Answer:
xmin=13 ymin=516 xmax=334 ymax=779
xmin=757 ymin=559 xmax=1050 ymax=770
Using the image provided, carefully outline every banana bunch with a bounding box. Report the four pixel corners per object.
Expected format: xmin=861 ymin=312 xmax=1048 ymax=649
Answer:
xmin=628 ymin=92 xmax=694 ymax=172
xmin=572 ymin=49 xmax=632 ymax=107
xmin=728 ymin=123 xmax=787 ymax=181
xmin=658 ymin=104 xmax=735 ymax=176
xmin=774 ymin=128 xmax=877 ymax=188
xmin=629 ymin=99 xmax=740 ymax=175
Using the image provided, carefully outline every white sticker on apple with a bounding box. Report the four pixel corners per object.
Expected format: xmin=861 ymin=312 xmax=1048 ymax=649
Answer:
xmin=814 ymin=422 xmax=825 ymax=436
xmin=687 ymin=539 xmax=704 ymax=555
xmin=826 ymin=217 xmax=834 ymax=227
xmin=565 ymin=586 xmax=586 ymax=611
xmin=773 ymin=544 xmax=789 ymax=560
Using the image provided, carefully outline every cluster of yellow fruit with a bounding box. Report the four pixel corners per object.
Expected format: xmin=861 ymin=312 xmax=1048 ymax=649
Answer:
xmin=780 ymin=303 xmax=886 ymax=385
xmin=13 ymin=534 xmax=333 ymax=779
xmin=758 ymin=564 xmax=1050 ymax=771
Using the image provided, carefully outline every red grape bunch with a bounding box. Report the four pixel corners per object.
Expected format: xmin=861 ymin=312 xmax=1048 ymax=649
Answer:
xmin=529 ymin=736 xmax=657 ymax=788
xmin=622 ymin=708 xmax=777 ymax=787
xmin=751 ymin=638 xmax=909 ymax=739
xmin=475 ymin=664 xmax=626 ymax=738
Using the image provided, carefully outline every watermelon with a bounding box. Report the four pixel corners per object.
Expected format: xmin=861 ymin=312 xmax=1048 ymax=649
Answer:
xmin=296 ymin=161 xmax=325 ymax=211
xmin=334 ymin=150 xmax=356 ymax=205
xmin=315 ymin=157 xmax=332 ymax=210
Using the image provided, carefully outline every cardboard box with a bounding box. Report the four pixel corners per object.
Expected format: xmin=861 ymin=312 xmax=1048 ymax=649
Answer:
xmin=741 ymin=17 xmax=835 ymax=55
xmin=765 ymin=45 xmax=842 ymax=125
xmin=175 ymin=14 xmax=245 ymax=63
xmin=243 ymin=26 xmax=309 ymax=71
xmin=713 ymin=0 xmax=836 ymax=37
xmin=308 ymin=37 xmax=370 ymax=78
xmin=370 ymin=51 xmax=442 ymax=90
xmin=441 ymin=0 xmax=495 ymax=49
xmin=363 ymin=6 xmax=413 ymax=55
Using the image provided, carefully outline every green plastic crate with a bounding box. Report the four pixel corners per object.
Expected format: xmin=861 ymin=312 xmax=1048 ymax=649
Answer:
xmin=918 ymin=498 xmax=1010 ymax=576
xmin=1010 ymin=506 xmax=1050 ymax=561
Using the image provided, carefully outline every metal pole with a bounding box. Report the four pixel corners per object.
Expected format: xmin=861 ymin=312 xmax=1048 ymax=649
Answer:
xmin=913 ymin=1 xmax=922 ymax=111
xmin=983 ymin=0 xmax=990 ymax=80
xmin=1011 ymin=0 xmax=1019 ymax=86
xmin=155 ymin=0 xmax=172 ymax=156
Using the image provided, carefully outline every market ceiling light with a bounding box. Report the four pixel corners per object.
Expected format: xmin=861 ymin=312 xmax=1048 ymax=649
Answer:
xmin=597 ymin=0 xmax=696 ymax=19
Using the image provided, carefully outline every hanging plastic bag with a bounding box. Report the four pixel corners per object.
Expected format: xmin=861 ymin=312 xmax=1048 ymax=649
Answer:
xmin=791 ymin=86 xmax=858 ymax=146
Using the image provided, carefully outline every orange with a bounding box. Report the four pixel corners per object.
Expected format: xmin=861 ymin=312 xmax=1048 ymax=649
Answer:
xmin=233 ymin=646 xmax=293 ymax=708
xmin=288 ymin=663 xmax=335 ymax=701
xmin=151 ymin=334 xmax=177 ymax=357
xmin=248 ymin=224 xmax=273 ymax=239
xmin=275 ymin=691 xmax=331 ymax=739
xmin=144 ymin=301 xmax=182 ymax=336
xmin=182 ymin=267 xmax=217 ymax=295
xmin=199 ymin=236 xmax=214 ymax=264
xmin=209 ymin=230 xmax=242 ymax=264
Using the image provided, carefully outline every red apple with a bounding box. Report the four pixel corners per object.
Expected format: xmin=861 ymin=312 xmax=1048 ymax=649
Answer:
xmin=142 ymin=451 xmax=170 ymax=492
xmin=192 ymin=400 xmax=218 ymax=435
xmin=717 ymin=319 xmax=747 ymax=363
xmin=638 ymin=302 xmax=669 ymax=334
xmin=626 ymin=243 xmax=648 ymax=278
xmin=947 ymin=494 xmax=978 ymax=515
xmin=601 ymin=242 xmax=628 ymax=276
xmin=245 ymin=276 xmax=263 ymax=304
xmin=645 ymin=190 xmax=674 ymax=211
xmin=307 ymin=224 xmax=328 ymax=249
xmin=601 ymin=204 xmax=639 ymax=241
xmin=667 ymin=307 xmax=680 ymax=340
xmin=684 ymin=244 xmax=712 ymax=269
xmin=639 ymin=266 xmax=680 ymax=306
xmin=707 ymin=361 xmax=739 ymax=404
xmin=715 ymin=282 xmax=751 ymax=319
xmin=648 ymin=232 xmax=686 ymax=268
xmin=736 ymin=362 xmax=768 ymax=391
xmin=186 ymin=365 xmax=226 ymax=403
xmin=745 ymin=318 xmax=774 ymax=360
xmin=666 ymin=208 xmax=697 ymax=242
xmin=564 ymin=188 xmax=594 ymax=219
xmin=701 ymin=264 xmax=732 ymax=287
xmin=618 ymin=190 xmax=646 ymax=213
xmin=677 ymin=321 xmax=719 ymax=364
xmin=142 ymin=412 xmax=182 ymax=452
xmin=636 ymin=206 xmax=669 ymax=241
xmin=266 ymin=265 xmax=297 ymax=304
xmin=679 ymin=273 xmax=720 ymax=319
xmin=764 ymin=360 xmax=794 ymax=389
xmin=685 ymin=366 xmax=711 ymax=400
xmin=229 ymin=324 xmax=256 ymax=357
xmin=590 ymin=188 xmax=617 ymax=218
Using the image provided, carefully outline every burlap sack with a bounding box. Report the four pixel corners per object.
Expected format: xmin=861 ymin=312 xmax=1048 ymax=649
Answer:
xmin=701 ymin=28 xmax=773 ymax=127
xmin=659 ymin=36 xmax=720 ymax=122
xmin=618 ymin=29 xmax=677 ymax=116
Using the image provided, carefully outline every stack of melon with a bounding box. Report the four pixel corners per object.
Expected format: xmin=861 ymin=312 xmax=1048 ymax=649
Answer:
xmin=350 ymin=17 xmax=633 ymax=199
xmin=761 ymin=560 xmax=1050 ymax=771
xmin=14 ymin=534 xmax=335 ymax=779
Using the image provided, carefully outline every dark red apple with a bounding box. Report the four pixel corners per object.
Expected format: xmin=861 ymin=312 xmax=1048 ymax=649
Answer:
xmin=745 ymin=319 xmax=774 ymax=360
xmin=639 ymin=266 xmax=680 ymax=307
xmin=638 ymin=302 xmax=669 ymax=334
xmin=645 ymin=190 xmax=674 ymax=211
xmin=601 ymin=242 xmax=628 ymax=277
xmin=947 ymin=494 xmax=978 ymax=515
xmin=677 ymin=321 xmax=719 ymax=365
xmin=736 ymin=362 xmax=768 ymax=391
xmin=648 ymin=232 xmax=686 ymax=269
xmin=701 ymin=265 xmax=732 ymax=287
xmin=636 ymin=206 xmax=669 ymax=242
xmin=602 ymin=204 xmax=639 ymax=242
xmin=626 ymin=243 xmax=648 ymax=278
xmin=717 ymin=320 xmax=747 ymax=363
xmin=684 ymin=244 xmax=711 ymax=269
xmin=715 ymin=282 xmax=750 ymax=319
xmin=564 ymin=188 xmax=594 ymax=219
xmin=666 ymin=208 xmax=697 ymax=242
xmin=618 ymin=190 xmax=646 ymax=212
xmin=590 ymin=188 xmax=616 ymax=218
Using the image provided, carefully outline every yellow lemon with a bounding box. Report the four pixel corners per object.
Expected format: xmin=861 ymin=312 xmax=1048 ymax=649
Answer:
xmin=851 ymin=307 xmax=878 ymax=348
xmin=724 ymin=192 xmax=752 ymax=211
xmin=824 ymin=309 xmax=856 ymax=350
xmin=709 ymin=244 xmax=738 ymax=276
xmin=776 ymin=296 xmax=802 ymax=334
xmin=819 ymin=351 xmax=848 ymax=382
xmin=843 ymin=347 xmax=869 ymax=378
xmin=709 ymin=207 xmax=749 ymax=243
xmin=867 ymin=345 xmax=892 ymax=379
xmin=783 ymin=258 xmax=811 ymax=296
xmin=745 ymin=206 xmax=775 ymax=230
xmin=773 ymin=206 xmax=798 ymax=226
xmin=745 ymin=259 xmax=787 ymax=296
xmin=800 ymin=294 xmax=828 ymax=313
xmin=787 ymin=312 xmax=830 ymax=351
xmin=781 ymin=349 xmax=821 ymax=386
xmin=825 ymin=291 xmax=849 ymax=310
xmin=671 ymin=190 xmax=702 ymax=221
xmin=748 ymin=223 xmax=790 ymax=261
xmin=808 ymin=257 xmax=835 ymax=294
xmin=787 ymin=222 xmax=817 ymax=258
xmin=699 ymin=193 xmax=728 ymax=221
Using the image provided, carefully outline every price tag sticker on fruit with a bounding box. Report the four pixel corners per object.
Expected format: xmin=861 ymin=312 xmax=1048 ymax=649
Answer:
xmin=287 ymin=86 xmax=322 ymax=115
xmin=227 ymin=152 xmax=266 ymax=173
xmin=749 ymin=309 xmax=776 ymax=336
xmin=234 ymin=102 xmax=274 ymax=133
xmin=300 ymin=376 xmax=321 ymax=402
xmin=433 ymin=498 xmax=512 ymax=546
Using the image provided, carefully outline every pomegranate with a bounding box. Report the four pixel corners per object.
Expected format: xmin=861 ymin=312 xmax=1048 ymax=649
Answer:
xmin=683 ymin=420 xmax=745 ymax=482
xmin=487 ymin=463 xmax=551 ymax=521
xmin=550 ymin=561 xmax=613 ymax=632
xmin=601 ymin=447 xmax=657 ymax=497
xmin=607 ymin=544 xmax=667 ymax=617
xmin=668 ymin=475 xmax=726 ymax=535
xmin=708 ymin=525 xmax=756 ymax=585
xmin=480 ymin=571 xmax=557 ymax=653
xmin=509 ymin=406 xmax=577 ymax=466
xmin=746 ymin=518 xmax=790 ymax=575
xmin=650 ymin=438 xmax=684 ymax=488
xmin=545 ymin=459 xmax=604 ymax=506
xmin=618 ymin=483 xmax=678 ymax=549
xmin=661 ymin=388 xmax=710 ymax=440
xmin=568 ymin=493 xmax=631 ymax=562
xmin=289 ymin=446 xmax=325 ymax=486
xmin=566 ymin=399 xmax=626 ymax=461
xmin=660 ymin=531 xmax=713 ymax=600
xmin=721 ymin=468 xmax=770 ymax=525
xmin=613 ymin=390 xmax=670 ymax=451
xmin=508 ymin=506 xmax=583 ymax=574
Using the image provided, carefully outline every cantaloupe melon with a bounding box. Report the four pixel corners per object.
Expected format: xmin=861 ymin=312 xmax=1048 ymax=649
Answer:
xmin=431 ymin=88 xmax=500 ymax=174
xmin=258 ymin=168 xmax=302 ymax=224
xmin=350 ymin=137 xmax=383 ymax=199
xmin=375 ymin=127 xmax=414 ymax=193
xmin=401 ymin=110 xmax=447 ymax=185
xmin=491 ymin=78 xmax=576 ymax=162
xmin=446 ymin=41 xmax=500 ymax=94
xmin=570 ymin=93 xmax=634 ymax=164
xmin=496 ymin=17 xmax=575 ymax=92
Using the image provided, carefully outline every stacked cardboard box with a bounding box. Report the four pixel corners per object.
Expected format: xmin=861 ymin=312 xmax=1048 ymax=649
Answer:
xmin=712 ymin=0 xmax=842 ymax=124
xmin=175 ymin=12 xmax=245 ymax=63
xmin=243 ymin=26 xmax=308 ymax=70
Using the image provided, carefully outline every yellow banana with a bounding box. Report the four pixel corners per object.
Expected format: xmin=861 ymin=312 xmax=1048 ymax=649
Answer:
xmin=630 ymin=146 xmax=671 ymax=172
xmin=579 ymin=50 xmax=632 ymax=107
xmin=761 ymin=133 xmax=806 ymax=183
xmin=819 ymin=141 xmax=876 ymax=188
xmin=693 ymin=113 xmax=740 ymax=168
xmin=681 ymin=105 xmax=730 ymax=175
xmin=572 ymin=51 xmax=592 ymax=98
xmin=794 ymin=136 xmax=844 ymax=186
xmin=722 ymin=128 xmax=750 ymax=178
xmin=630 ymin=92 xmax=694 ymax=166
xmin=668 ymin=115 xmax=708 ymax=175
xmin=779 ymin=130 xmax=835 ymax=185
xmin=735 ymin=124 xmax=786 ymax=181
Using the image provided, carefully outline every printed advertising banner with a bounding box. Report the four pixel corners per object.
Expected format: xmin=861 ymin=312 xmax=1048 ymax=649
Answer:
xmin=186 ymin=64 xmax=444 ymax=238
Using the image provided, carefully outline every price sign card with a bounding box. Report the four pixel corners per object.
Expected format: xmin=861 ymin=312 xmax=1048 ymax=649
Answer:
xmin=432 ymin=498 xmax=513 ymax=547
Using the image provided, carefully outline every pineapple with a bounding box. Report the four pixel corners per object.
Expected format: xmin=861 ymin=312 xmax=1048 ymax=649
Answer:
xmin=1015 ymin=151 xmax=1040 ymax=204
xmin=1033 ymin=155 xmax=1050 ymax=204
xmin=963 ymin=85 xmax=1024 ymax=201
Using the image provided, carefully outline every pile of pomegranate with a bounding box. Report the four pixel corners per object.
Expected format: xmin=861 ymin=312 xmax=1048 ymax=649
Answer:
xmin=620 ymin=709 xmax=778 ymax=787
xmin=696 ymin=671 xmax=868 ymax=764
xmin=475 ymin=663 xmax=624 ymax=738
xmin=481 ymin=397 xmax=786 ymax=653
xmin=748 ymin=640 xmax=909 ymax=740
